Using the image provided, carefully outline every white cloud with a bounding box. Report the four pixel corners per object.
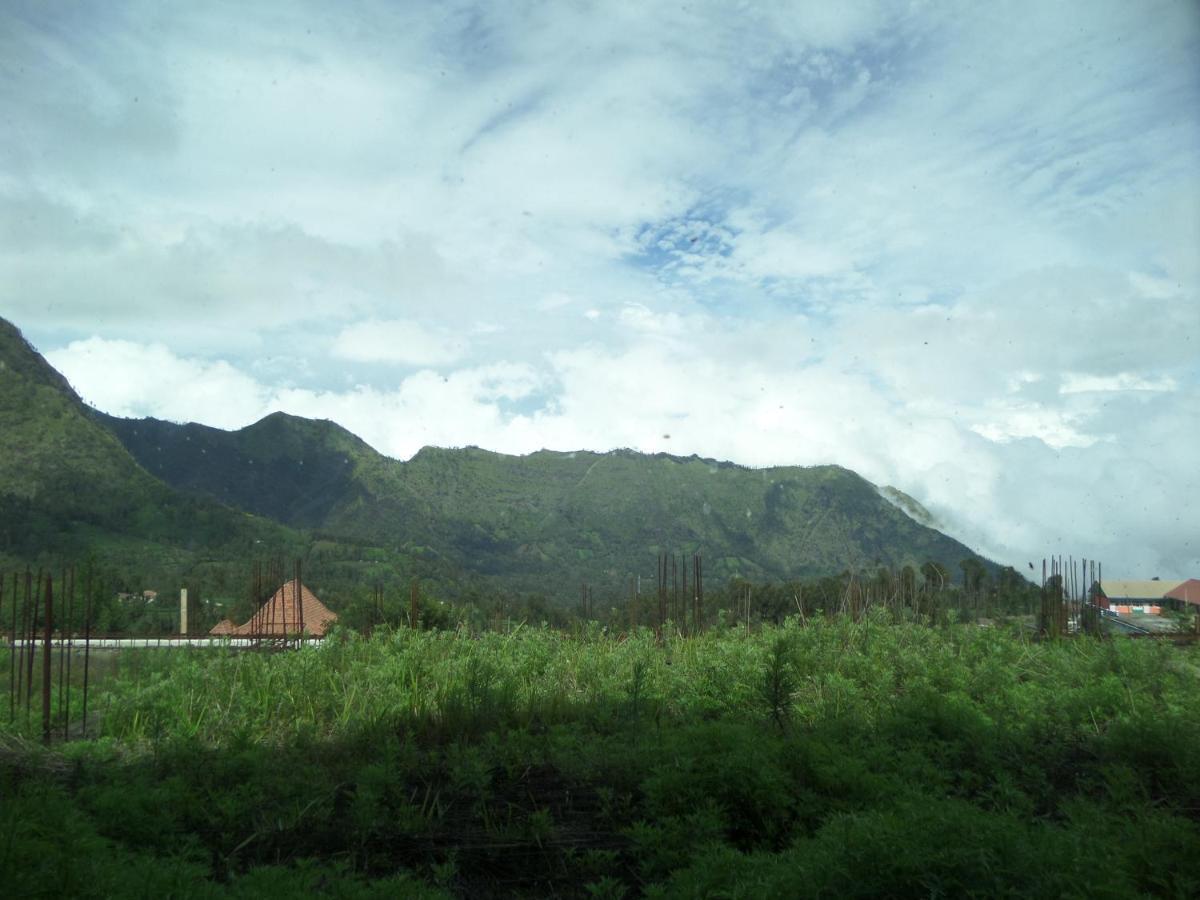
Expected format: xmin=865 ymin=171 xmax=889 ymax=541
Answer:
xmin=1060 ymin=373 xmax=1178 ymax=395
xmin=331 ymin=319 xmax=467 ymax=367
xmin=970 ymin=407 xmax=1097 ymax=449
xmin=45 ymin=338 xmax=269 ymax=429
xmin=4 ymin=0 xmax=1199 ymax=579
xmin=727 ymin=231 xmax=856 ymax=282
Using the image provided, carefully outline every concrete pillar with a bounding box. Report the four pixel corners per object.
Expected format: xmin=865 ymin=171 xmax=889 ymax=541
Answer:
xmin=180 ymin=588 xmax=188 ymax=636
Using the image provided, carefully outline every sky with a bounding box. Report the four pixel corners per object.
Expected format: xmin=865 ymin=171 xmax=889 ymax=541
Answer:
xmin=1 ymin=0 xmax=1198 ymax=578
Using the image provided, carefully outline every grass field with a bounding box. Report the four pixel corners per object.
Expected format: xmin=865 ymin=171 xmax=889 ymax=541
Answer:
xmin=3 ymin=617 xmax=1199 ymax=897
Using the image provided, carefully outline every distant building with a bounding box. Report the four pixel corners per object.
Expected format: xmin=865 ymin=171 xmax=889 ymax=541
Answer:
xmin=1099 ymin=579 xmax=1198 ymax=616
xmin=116 ymin=589 xmax=159 ymax=603
xmin=1164 ymin=579 xmax=1200 ymax=612
xmin=208 ymin=579 xmax=337 ymax=637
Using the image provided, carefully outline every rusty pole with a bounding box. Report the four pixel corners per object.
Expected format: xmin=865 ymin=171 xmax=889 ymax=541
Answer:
xmin=42 ymin=573 xmax=53 ymax=744
xmin=56 ymin=567 xmax=66 ymax=737
xmin=16 ymin=571 xmax=27 ymax=717
xmin=26 ymin=570 xmax=38 ymax=723
xmin=15 ymin=570 xmax=27 ymax=720
xmin=680 ymin=556 xmax=688 ymax=636
xmin=81 ymin=568 xmax=93 ymax=738
xmin=5 ymin=571 xmax=13 ymax=723
xmin=657 ymin=556 xmax=667 ymax=643
xmin=671 ymin=555 xmax=678 ymax=632
xmin=657 ymin=554 xmax=666 ymax=640
xmin=267 ymin=559 xmax=277 ymax=639
xmin=296 ymin=558 xmax=304 ymax=641
xmin=64 ymin=567 xmax=74 ymax=741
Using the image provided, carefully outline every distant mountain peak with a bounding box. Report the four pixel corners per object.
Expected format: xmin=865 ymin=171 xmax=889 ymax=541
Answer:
xmin=0 ymin=316 xmax=81 ymax=402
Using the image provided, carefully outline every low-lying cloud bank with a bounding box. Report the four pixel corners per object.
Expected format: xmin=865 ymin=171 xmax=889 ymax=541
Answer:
xmin=47 ymin=278 xmax=1197 ymax=581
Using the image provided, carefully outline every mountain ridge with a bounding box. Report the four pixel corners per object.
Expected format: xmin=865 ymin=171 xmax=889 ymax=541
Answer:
xmin=1 ymin=314 xmax=1001 ymax=601
xmin=0 ymin=318 xmax=300 ymax=576
xmin=100 ymin=411 xmax=997 ymax=592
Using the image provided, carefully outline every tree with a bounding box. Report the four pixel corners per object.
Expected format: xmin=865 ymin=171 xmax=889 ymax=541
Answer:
xmin=921 ymin=561 xmax=948 ymax=593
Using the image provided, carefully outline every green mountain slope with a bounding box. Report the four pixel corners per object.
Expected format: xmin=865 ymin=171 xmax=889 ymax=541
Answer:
xmin=94 ymin=410 xmax=384 ymax=528
xmin=2 ymin=314 xmax=996 ymax=602
xmin=0 ymin=318 xmax=298 ymax=575
xmin=102 ymin=412 xmax=994 ymax=596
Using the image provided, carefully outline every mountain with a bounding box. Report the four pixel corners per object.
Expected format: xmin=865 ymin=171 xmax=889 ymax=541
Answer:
xmin=2 ymin=314 xmax=997 ymax=603
xmin=0 ymin=318 xmax=298 ymax=578
xmin=93 ymin=410 xmax=384 ymax=529
xmin=100 ymin=411 xmax=994 ymax=597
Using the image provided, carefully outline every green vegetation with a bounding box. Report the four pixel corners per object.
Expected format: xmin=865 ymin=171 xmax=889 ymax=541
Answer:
xmin=2 ymin=313 xmax=998 ymax=610
xmin=6 ymin=316 xmax=1187 ymax=895
xmin=99 ymin=413 xmax=995 ymax=599
xmin=4 ymin=619 xmax=1198 ymax=897
xmin=0 ymin=318 xmax=303 ymax=588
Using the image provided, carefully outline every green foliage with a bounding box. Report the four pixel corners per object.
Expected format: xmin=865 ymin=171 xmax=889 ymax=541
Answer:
xmin=3 ymin=621 xmax=1199 ymax=896
xmin=2 ymin=314 xmax=1011 ymax=627
xmin=98 ymin=396 xmax=995 ymax=601
xmin=0 ymin=318 xmax=303 ymax=590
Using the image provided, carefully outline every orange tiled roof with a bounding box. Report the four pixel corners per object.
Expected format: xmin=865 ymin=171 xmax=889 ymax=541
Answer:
xmin=231 ymin=579 xmax=338 ymax=637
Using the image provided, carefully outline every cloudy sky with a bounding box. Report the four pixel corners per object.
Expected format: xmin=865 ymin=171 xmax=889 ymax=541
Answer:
xmin=2 ymin=0 xmax=1197 ymax=578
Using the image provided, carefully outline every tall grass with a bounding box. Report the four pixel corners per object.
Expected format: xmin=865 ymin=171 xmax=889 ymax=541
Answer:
xmin=63 ymin=614 xmax=1196 ymax=749
xmin=3 ymin=617 xmax=1198 ymax=897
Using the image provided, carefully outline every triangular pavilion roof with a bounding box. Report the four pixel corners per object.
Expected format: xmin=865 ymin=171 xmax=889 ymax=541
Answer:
xmin=213 ymin=579 xmax=337 ymax=637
